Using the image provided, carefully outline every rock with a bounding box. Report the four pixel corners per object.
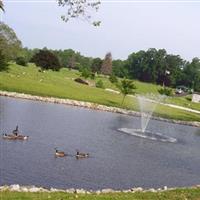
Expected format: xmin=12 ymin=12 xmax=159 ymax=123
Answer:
xmin=148 ymin=188 xmax=156 ymax=192
xmin=163 ymin=186 xmax=168 ymax=190
xmin=122 ymin=189 xmax=131 ymax=193
xmin=0 ymin=186 xmax=9 ymax=191
xmin=20 ymin=187 xmax=29 ymax=192
xmin=101 ymin=188 xmax=114 ymax=193
xmin=95 ymin=190 xmax=101 ymax=195
xmin=131 ymin=187 xmax=143 ymax=192
xmin=65 ymin=188 xmax=75 ymax=193
xmin=75 ymin=189 xmax=86 ymax=194
xmin=28 ymin=186 xmax=42 ymax=192
xmin=74 ymin=78 xmax=89 ymax=85
xmin=10 ymin=184 xmax=20 ymax=191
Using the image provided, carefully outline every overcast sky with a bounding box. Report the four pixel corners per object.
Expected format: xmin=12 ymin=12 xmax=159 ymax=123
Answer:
xmin=1 ymin=0 xmax=200 ymax=60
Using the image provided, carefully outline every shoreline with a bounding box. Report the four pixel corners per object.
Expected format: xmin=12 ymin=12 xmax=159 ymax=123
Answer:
xmin=0 ymin=90 xmax=200 ymax=127
xmin=0 ymin=184 xmax=200 ymax=194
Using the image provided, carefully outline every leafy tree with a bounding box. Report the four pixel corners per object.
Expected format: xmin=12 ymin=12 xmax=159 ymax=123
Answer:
xmin=112 ymin=59 xmax=128 ymax=78
xmin=91 ymin=57 xmax=102 ymax=73
xmin=0 ymin=49 xmax=8 ymax=71
xmin=0 ymin=22 xmax=22 ymax=61
xmin=101 ymin=52 xmax=112 ymax=75
xmin=16 ymin=57 xmax=27 ymax=66
xmin=80 ymin=67 xmax=91 ymax=79
xmin=109 ymin=73 xmax=118 ymax=84
xmin=58 ymin=0 xmax=101 ymax=26
xmin=117 ymin=79 xmax=136 ymax=105
xmin=31 ymin=50 xmax=61 ymax=71
xmin=183 ymin=58 xmax=200 ymax=91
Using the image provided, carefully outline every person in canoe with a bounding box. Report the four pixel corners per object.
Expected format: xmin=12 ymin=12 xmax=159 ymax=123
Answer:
xmin=12 ymin=125 xmax=19 ymax=136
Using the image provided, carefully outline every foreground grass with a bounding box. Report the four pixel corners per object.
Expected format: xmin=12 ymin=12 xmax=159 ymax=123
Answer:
xmin=1 ymin=188 xmax=200 ymax=200
xmin=0 ymin=63 xmax=200 ymax=122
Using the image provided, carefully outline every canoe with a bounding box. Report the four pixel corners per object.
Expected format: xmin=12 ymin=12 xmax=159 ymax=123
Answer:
xmin=2 ymin=134 xmax=29 ymax=140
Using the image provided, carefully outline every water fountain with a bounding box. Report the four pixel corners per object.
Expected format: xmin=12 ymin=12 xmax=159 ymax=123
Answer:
xmin=118 ymin=94 xmax=177 ymax=143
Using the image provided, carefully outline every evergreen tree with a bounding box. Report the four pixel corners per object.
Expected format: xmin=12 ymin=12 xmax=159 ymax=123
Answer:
xmin=101 ymin=52 xmax=112 ymax=75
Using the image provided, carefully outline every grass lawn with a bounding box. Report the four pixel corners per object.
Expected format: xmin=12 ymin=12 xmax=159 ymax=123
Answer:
xmin=1 ymin=188 xmax=200 ymax=200
xmin=0 ymin=63 xmax=200 ymax=122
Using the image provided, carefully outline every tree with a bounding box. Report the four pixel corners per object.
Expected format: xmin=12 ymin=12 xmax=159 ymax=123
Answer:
xmin=58 ymin=0 xmax=101 ymax=26
xmin=16 ymin=56 xmax=27 ymax=66
xmin=183 ymin=58 xmax=200 ymax=91
xmin=0 ymin=0 xmax=4 ymax=12
xmin=31 ymin=50 xmax=61 ymax=71
xmin=91 ymin=57 xmax=102 ymax=73
xmin=101 ymin=52 xmax=112 ymax=75
xmin=0 ymin=22 xmax=22 ymax=61
xmin=0 ymin=49 xmax=8 ymax=71
xmin=117 ymin=79 xmax=136 ymax=105
xmin=112 ymin=59 xmax=128 ymax=78
xmin=80 ymin=67 xmax=91 ymax=79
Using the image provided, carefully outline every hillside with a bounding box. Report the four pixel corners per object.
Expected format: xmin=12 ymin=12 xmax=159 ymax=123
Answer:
xmin=0 ymin=63 xmax=200 ymax=122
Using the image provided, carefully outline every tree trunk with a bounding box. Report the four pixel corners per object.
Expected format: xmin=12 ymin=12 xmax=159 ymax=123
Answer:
xmin=121 ymin=95 xmax=126 ymax=105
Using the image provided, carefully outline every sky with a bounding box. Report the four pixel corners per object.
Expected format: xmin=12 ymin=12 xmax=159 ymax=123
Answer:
xmin=1 ymin=0 xmax=200 ymax=60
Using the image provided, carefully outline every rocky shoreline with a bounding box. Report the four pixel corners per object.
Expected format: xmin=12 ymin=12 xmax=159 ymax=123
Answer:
xmin=0 ymin=90 xmax=200 ymax=127
xmin=0 ymin=184 xmax=199 ymax=194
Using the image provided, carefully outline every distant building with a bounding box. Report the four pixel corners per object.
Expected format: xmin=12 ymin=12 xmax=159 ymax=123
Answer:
xmin=192 ymin=93 xmax=200 ymax=103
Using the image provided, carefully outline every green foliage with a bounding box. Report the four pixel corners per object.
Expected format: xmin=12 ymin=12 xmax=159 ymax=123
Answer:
xmin=0 ymin=50 xmax=8 ymax=71
xmin=80 ymin=67 xmax=91 ymax=79
xmin=58 ymin=0 xmax=101 ymax=26
xmin=1 ymin=187 xmax=200 ymax=200
xmin=96 ymin=79 xmax=104 ymax=89
xmin=91 ymin=57 xmax=102 ymax=73
xmin=112 ymin=59 xmax=128 ymax=78
xmin=31 ymin=50 xmax=61 ymax=71
xmin=117 ymin=79 xmax=136 ymax=105
xmin=183 ymin=58 xmax=200 ymax=92
xmin=109 ymin=73 xmax=118 ymax=83
xmin=15 ymin=57 xmax=27 ymax=66
xmin=1 ymin=63 xmax=200 ymax=122
xmin=158 ymin=87 xmax=173 ymax=96
xmin=0 ymin=22 xmax=22 ymax=61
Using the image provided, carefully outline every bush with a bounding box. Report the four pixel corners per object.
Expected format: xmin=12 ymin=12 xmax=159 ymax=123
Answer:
xmin=109 ymin=73 xmax=118 ymax=83
xmin=16 ymin=57 xmax=27 ymax=66
xmin=96 ymin=80 xmax=104 ymax=89
xmin=0 ymin=50 xmax=8 ymax=71
xmin=31 ymin=50 xmax=61 ymax=71
xmin=158 ymin=87 xmax=173 ymax=96
xmin=80 ymin=67 xmax=91 ymax=79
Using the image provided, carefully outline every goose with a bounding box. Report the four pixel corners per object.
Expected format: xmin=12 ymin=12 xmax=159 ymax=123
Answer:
xmin=54 ymin=148 xmax=66 ymax=157
xmin=76 ymin=150 xmax=89 ymax=159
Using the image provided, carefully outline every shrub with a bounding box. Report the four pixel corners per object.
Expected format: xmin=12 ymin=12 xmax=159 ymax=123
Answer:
xmin=158 ymin=87 xmax=173 ymax=96
xmin=16 ymin=57 xmax=27 ymax=66
xmin=109 ymin=73 xmax=118 ymax=83
xmin=31 ymin=50 xmax=61 ymax=71
xmin=0 ymin=50 xmax=8 ymax=71
xmin=80 ymin=67 xmax=91 ymax=79
xmin=96 ymin=80 xmax=104 ymax=89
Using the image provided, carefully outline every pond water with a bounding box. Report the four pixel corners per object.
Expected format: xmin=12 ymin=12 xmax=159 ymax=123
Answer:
xmin=0 ymin=96 xmax=200 ymax=190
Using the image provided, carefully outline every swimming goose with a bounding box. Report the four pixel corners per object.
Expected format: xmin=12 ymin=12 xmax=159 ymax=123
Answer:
xmin=54 ymin=148 xmax=66 ymax=157
xmin=76 ymin=150 xmax=89 ymax=159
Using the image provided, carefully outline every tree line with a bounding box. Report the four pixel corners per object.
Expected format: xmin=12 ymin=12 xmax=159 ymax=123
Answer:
xmin=0 ymin=21 xmax=200 ymax=92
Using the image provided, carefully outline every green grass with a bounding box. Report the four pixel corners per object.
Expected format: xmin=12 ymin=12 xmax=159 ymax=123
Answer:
xmin=0 ymin=63 xmax=200 ymax=122
xmin=1 ymin=188 xmax=200 ymax=200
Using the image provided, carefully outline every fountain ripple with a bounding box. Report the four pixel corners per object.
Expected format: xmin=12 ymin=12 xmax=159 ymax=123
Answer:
xmin=118 ymin=128 xmax=177 ymax=143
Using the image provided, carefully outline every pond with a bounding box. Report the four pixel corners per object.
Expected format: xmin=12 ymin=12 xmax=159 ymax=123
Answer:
xmin=0 ymin=96 xmax=200 ymax=190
